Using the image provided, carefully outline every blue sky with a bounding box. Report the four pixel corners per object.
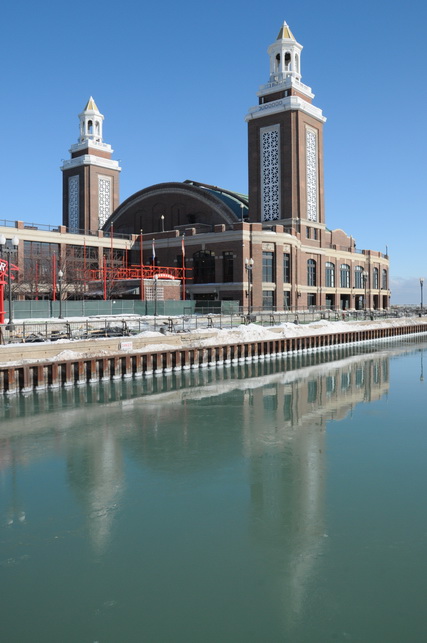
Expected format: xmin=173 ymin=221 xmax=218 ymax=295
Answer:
xmin=2 ymin=0 xmax=427 ymax=303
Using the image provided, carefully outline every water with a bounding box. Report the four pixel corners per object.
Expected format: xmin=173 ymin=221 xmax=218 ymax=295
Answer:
xmin=1 ymin=339 xmax=427 ymax=642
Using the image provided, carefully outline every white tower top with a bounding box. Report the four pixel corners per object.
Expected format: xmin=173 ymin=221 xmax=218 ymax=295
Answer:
xmin=268 ymin=21 xmax=303 ymax=85
xmin=78 ymin=96 xmax=104 ymax=145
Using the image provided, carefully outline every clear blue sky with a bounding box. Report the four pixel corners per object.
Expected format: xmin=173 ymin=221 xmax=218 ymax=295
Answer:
xmin=2 ymin=0 xmax=426 ymax=303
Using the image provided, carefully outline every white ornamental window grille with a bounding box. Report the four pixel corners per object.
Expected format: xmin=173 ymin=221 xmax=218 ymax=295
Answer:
xmin=145 ymin=284 xmax=164 ymax=301
xmin=98 ymin=176 xmax=112 ymax=228
xmin=260 ymin=125 xmax=280 ymax=221
xmin=68 ymin=175 xmax=80 ymax=233
xmin=306 ymin=128 xmax=318 ymax=222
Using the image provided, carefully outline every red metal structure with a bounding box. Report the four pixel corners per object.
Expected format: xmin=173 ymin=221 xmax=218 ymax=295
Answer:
xmin=84 ymin=264 xmax=190 ymax=300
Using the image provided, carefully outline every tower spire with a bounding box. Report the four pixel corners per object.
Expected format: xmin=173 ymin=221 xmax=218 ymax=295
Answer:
xmin=78 ymin=96 xmax=104 ymax=145
xmin=268 ymin=20 xmax=302 ymax=85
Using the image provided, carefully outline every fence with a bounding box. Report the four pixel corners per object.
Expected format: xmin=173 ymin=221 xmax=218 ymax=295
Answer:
xmin=0 ymin=307 xmax=407 ymax=345
xmin=6 ymin=299 xmax=240 ymax=319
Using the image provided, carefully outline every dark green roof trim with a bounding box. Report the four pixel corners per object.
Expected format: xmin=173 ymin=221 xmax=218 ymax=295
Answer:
xmin=184 ymin=180 xmax=248 ymax=220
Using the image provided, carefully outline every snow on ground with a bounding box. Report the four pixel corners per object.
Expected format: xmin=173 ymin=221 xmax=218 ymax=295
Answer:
xmin=1 ymin=316 xmax=426 ymax=367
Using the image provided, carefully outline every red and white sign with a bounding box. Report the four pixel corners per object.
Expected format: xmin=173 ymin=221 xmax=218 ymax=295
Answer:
xmin=0 ymin=260 xmax=7 ymax=274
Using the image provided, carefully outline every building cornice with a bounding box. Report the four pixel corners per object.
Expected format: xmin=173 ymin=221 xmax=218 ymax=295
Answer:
xmin=245 ymin=95 xmax=326 ymax=123
xmin=61 ymin=155 xmax=121 ymax=172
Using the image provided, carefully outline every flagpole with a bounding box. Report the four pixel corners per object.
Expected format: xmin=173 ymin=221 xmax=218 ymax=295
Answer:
xmin=181 ymin=234 xmax=186 ymax=301
xmin=139 ymin=229 xmax=144 ymax=301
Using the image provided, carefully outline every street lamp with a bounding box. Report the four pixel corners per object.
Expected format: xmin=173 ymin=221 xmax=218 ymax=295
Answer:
xmin=420 ymin=277 xmax=424 ymax=316
xmin=245 ymin=257 xmax=254 ymax=316
xmin=58 ymin=269 xmax=64 ymax=319
xmin=362 ymin=270 xmax=368 ymax=317
xmin=160 ymin=215 xmax=165 ymax=232
xmin=0 ymin=235 xmax=19 ymax=330
xmin=154 ymin=274 xmax=158 ymax=317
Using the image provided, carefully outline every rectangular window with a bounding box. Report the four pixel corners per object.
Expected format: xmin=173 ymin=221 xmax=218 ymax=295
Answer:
xmin=283 ymin=253 xmax=291 ymax=283
xmin=262 ymin=290 xmax=274 ymax=310
xmin=307 ymin=293 xmax=316 ymax=308
xmin=262 ymin=252 xmax=274 ymax=282
xmin=283 ymin=291 xmax=291 ymax=309
xmin=222 ymin=251 xmax=234 ymax=282
xmin=306 ymin=227 xmax=311 ymax=238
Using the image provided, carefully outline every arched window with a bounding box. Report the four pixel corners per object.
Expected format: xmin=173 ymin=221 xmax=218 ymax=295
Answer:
xmin=284 ymin=51 xmax=291 ymax=70
xmin=382 ymin=269 xmax=387 ymax=290
xmin=275 ymin=53 xmax=280 ymax=73
xmin=87 ymin=120 xmax=93 ymax=134
xmin=373 ymin=267 xmax=379 ymax=289
xmin=325 ymin=262 xmax=335 ymax=287
xmin=307 ymin=259 xmax=316 ymax=286
xmin=340 ymin=264 xmax=350 ymax=288
xmin=354 ymin=266 xmax=364 ymax=289
xmin=193 ymin=250 xmax=215 ymax=284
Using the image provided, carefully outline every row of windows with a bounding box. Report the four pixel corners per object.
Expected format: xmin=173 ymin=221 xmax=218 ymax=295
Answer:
xmin=309 ymin=261 xmax=387 ymax=289
xmin=187 ymin=251 xmax=388 ymax=289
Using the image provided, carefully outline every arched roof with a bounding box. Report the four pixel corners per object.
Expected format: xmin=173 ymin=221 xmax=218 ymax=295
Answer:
xmin=103 ymin=180 xmax=248 ymax=235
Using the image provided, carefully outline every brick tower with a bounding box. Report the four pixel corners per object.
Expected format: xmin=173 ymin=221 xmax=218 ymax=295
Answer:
xmin=246 ymin=23 xmax=326 ymax=230
xmin=61 ymin=98 xmax=121 ymax=233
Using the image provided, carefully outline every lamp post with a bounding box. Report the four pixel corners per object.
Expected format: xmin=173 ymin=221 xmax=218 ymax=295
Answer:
xmin=160 ymin=215 xmax=165 ymax=232
xmin=245 ymin=257 xmax=254 ymax=316
xmin=0 ymin=235 xmax=19 ymax=330
xmin=420 ymin=277 xmax=424 ymax=316
xmin=362 ymin=270 xmax=368 ymax=318
xmin=154 ymin=274 xmax=158 ymax=317
xmin=58 ymin=269 xmax=64 ymax=319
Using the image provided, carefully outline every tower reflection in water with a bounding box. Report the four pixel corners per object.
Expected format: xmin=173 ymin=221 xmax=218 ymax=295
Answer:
xmin=0 ymin=346 xmax=393 ymax=616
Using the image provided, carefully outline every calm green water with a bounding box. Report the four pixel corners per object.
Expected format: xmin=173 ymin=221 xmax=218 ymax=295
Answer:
xmin=1 ymin=340 xmax=427 ymax=643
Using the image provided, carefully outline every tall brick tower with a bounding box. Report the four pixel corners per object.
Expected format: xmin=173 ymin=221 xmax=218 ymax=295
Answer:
xmin=61 ymin=98 xmax=121 ymax=233
xmin=246 ymin=23 xmax=326 ymax=229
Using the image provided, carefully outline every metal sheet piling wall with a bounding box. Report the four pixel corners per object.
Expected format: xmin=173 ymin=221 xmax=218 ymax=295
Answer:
xmin=1 ymin=323 xmax=427 ymax=394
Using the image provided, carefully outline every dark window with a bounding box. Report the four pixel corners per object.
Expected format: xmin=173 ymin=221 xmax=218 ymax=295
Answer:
xmin=223 ymin=251 xmax=234 ymax=282
xmin=325 ymin=262 xmax=335 ymax=287
xmin=193 ymin=250 xmax=215 ymax=283
xmin=307 ymin=259 xmax=316 ymax=286
xmin=283 ymin=291 xmax=291 ymax=309
xmin=283 ymin=253 xmax=291 ymax=283
xmin=373 ymin=268 xmax=379 ymax=289
xmin=354 ymin=266 xmax=364 ymax=289
xmin=307 ymin=293 xmax=316 ymax=308
xmin=262 ymin=290 xmax=274 ymax=309
xmin=262 ymin=252 xmax=274 ymax=282
xmin=340 ymin=264 xmax=350 ymax=288
xmin=382 ymin=269 xmax=387 ymax=290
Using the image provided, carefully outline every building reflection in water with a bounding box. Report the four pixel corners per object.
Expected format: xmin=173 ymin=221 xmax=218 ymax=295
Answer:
xmin=0 ymin=343 xmax=412 ymax=598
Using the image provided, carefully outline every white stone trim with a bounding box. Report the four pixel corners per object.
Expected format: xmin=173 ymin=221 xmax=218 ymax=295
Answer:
xmin=98 ymin=175 xmax=112 ymax=228
xmin=306 ymin=126 xmax=318 ymax=222
xmin=68 ymin=175 xmax=79 ymax=233
xmin=260 ymin=124 xmax=281 ymax=222
xmin=246 ymin=95 xmax=326 ymax=123
xmin=61 ymin=155 xmax=121 ymax=172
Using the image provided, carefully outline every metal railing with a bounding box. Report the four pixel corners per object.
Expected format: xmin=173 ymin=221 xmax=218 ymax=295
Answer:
xmin=0 ymin=307 xmax=412 ymax=345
